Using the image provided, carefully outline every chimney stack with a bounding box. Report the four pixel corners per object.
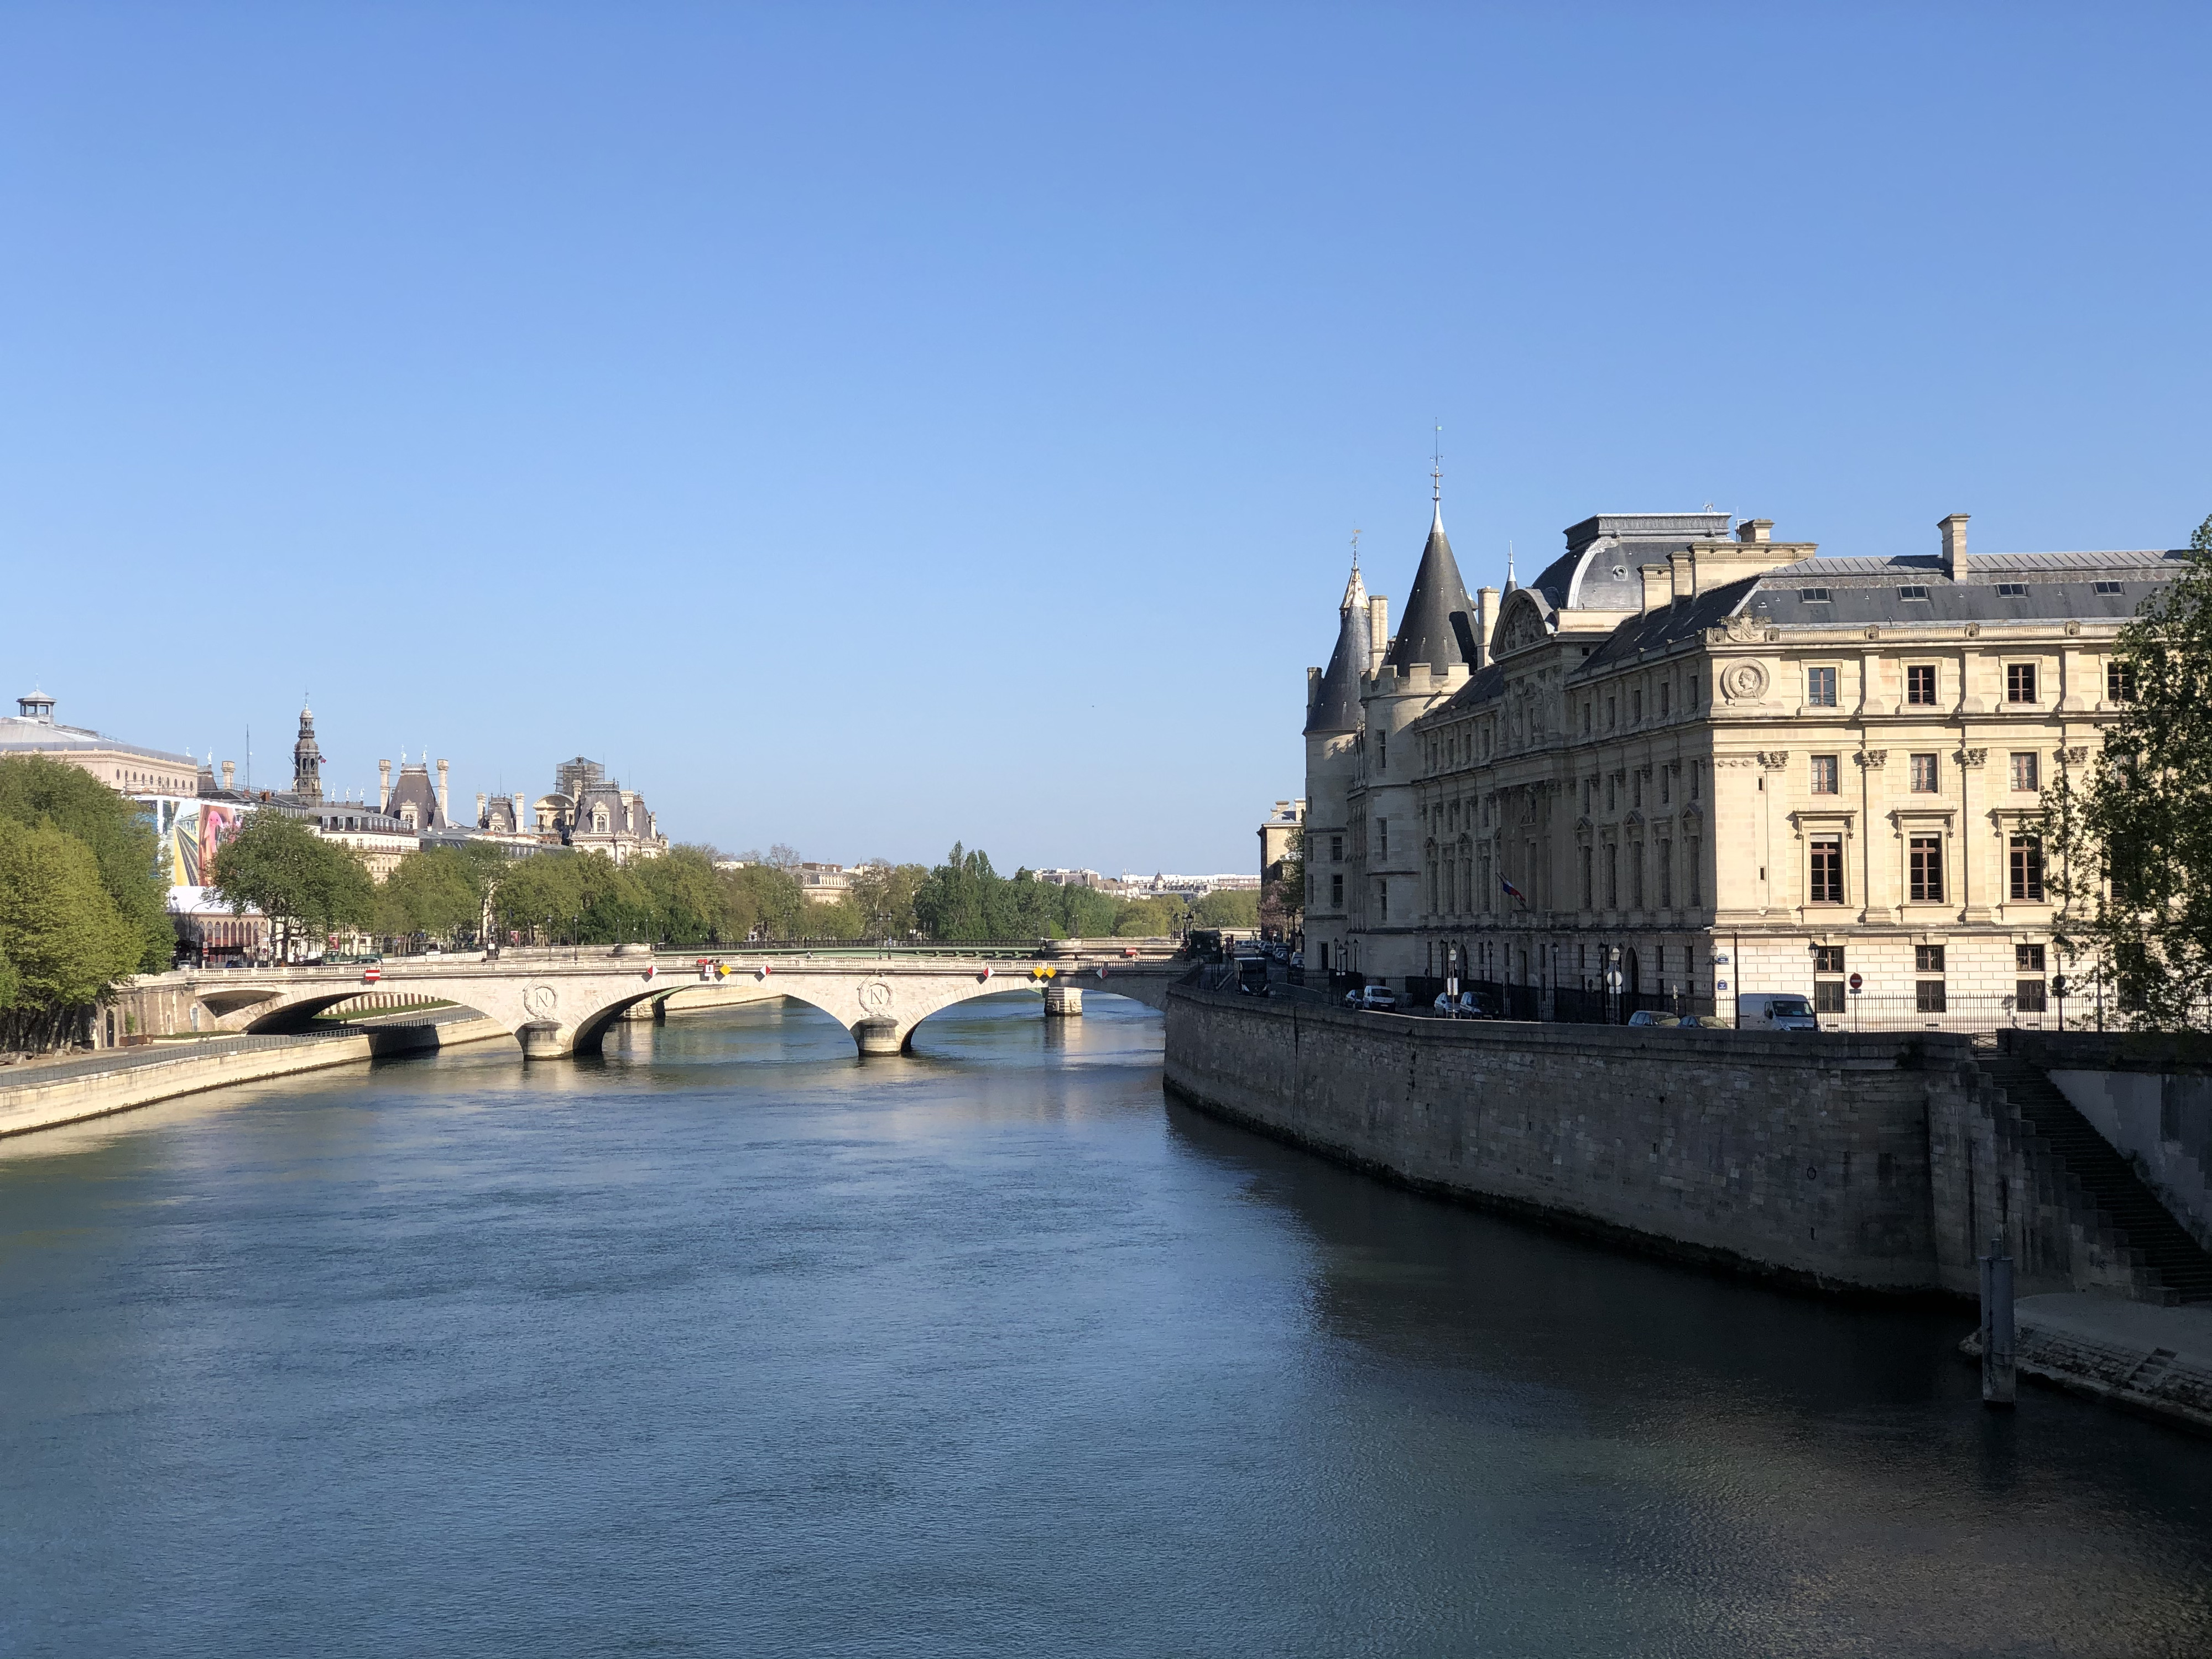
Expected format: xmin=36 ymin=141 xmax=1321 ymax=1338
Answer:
xmin=1366 ymin=595 xmax=1390 ymax=675
xmin=436 ymin=759 xmax=450 ymax=825
xmin=475 ymin=791 xmax=487 ymax=826
xmin=378 ymin=759 xmax=392 ymax=812
xmin=1735 ymin=519 xmax=1773 ymax=545
xmin=513 ymin=792 xmax=526 ymax=832
xmin=221 ymin=760 xmax=236 ymax=790
xmin=1940 ymin=513 xmax=1969 ymax=581
xmin=1475 ymin=586 xmax=1499 ymax=670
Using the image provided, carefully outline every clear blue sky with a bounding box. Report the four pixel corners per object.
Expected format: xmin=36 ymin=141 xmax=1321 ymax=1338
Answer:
xmin=3 ymin=4 xmax=2206 ymax=874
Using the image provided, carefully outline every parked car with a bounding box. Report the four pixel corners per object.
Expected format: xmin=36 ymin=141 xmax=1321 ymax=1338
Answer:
xmin=1677 ymin=1014 xmax=1734 ymax=1030
xmin=1626 ymin=1010 xmax=1681 ymax=1028
xmin=1345 ymin=984 xmax=1400 ymax=1013
xmin=1432 ymin=990 xmax=1495 ymax=1019
xmin=1736 ymin=993 xmax=1818 ymax=1032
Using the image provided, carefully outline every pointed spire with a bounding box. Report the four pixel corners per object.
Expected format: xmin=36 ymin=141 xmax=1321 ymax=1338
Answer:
xmin=1384 ymin=488 xmax=1478 ymax=676
xmin=1506 ymin=540 xmax=1517 ymax=593
xmin=1307 ymin=547 xmax=1374 ymax=734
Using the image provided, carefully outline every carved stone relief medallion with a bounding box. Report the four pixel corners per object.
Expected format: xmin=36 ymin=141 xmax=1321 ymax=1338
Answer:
xmin=523 ymin=983 xmax=559 ymax=1019
xmin=1721 ymin=661 xmax=1769 ymax=702
xmin=858 ymin=978 xmax=895 ymax=1018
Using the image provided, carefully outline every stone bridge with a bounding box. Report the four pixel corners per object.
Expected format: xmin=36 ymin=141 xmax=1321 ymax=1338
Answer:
xmin=165 ymin=947 xmax=1190 ymax=1059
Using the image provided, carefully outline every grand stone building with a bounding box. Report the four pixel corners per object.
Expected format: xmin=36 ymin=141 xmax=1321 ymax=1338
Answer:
xmin=1303 ymin=500 xmax=2185 ymax=1026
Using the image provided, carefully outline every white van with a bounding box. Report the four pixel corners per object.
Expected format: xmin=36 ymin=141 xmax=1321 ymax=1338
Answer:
xmin=1736 ymin=993 xmax=1818 ymax=1032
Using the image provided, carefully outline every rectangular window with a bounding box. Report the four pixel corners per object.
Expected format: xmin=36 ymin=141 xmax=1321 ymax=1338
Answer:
xmin=1814 ymin=946 xmax=1845 ymax=974
xmin=1631 ymin=843 xmax=1645 ymax=909
xmin=1659 ymin=682 xmax=1671 ymax=718
xmin=1815 ymin=982 xmax=1847 ymax=1013
xmin=1661 ymin=766 xmax=1671 ymax=806
xmin=2095 ymin=580 xmax=2124 ymax=595
xmin=1331 ymin=834 xmax=1343 ymax=862
xmin=1910 ymin=753 xmax=1939 ymax=792
xmin=1809 ymin=837 xmax=1844 ymax=904
xmin=1331 ymin=873 xmax=1343 ymax=905
xmin=1807 ymin=666 xmax=1839 ymax=707
xmin=1378 ymin=818 xmax=1388 ymax=858
xmin=2017 ymin=943 xmax=2046 ymax=972
xmin=1377 ymin=731 xmax=1387 ymax=772
xmin=1633 ymin=688 xmax=1644 ymax=722
xmin=1917 ymin=945 xmax=1946 ymax=973
xmin=2107 ymin=661 xmax=2136 ymax=702
xmin=1801 ymin=587 xmax=1832 ymax=603
xmin=1995 ymin=582 xmax=2028 ymax=597
xmin=2016 ymin=978 xmax=2048 ymax=1012
xmin=1907 ymin=664 xmax=1938 ymax=706
xmin=1910 ymin=836 xmax=1945 ymax=902
xmin=1658 ymin=840 xmax=1672 ymax=907
xmin=1810 ymin=754 xmax=1840 ymax=795
xmin=1580 ymin=846 xmax=1593 ymax=910
xmin=2007 ymin=663 xmax=2038 ymax=703
xmin=2010 ymin=752 xmax=2039 ymax=792
xmin=1900 ymin=585 xmax=1931 ymax=601
xmin=1688 ymin=838 xmax=1702 ymax=905
xmin=2010 ymin=835 xmax=2045 ymax=901
xmin=1607 ymin=696 xmax=1617 ymax=730
xmin=1583 ymin=702 xmax=1593 ymax=735
xmin=1916 ymin=979 xmax=1948 ymax=1013
xmin=1606 ymin=844 xmax=1618 ymax=909
xmin=1378 ymin=879 xmax=1388 ymax=921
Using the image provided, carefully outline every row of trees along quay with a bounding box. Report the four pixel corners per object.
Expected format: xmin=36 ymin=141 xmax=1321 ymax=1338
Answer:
xmin=191 ymin=831 xmax=1264 ymax=958
xmin=2040 ymin=513 xmax=2212 ymax=1027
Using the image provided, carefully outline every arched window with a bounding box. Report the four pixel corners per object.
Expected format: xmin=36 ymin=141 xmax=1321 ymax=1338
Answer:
xmin=593 ymin=806 xmax=611 ymax=833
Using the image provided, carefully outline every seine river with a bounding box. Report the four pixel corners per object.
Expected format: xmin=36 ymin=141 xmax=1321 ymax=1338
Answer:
xmin=3 ymin=996 xmax=2210 ymax=1658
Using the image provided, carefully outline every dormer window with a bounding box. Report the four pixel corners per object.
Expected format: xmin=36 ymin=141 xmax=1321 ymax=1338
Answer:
xmin=1799 ymin=587 xmax=1831 ymax=603
xmin=1898 ymin=585 xmax=1930 ymax=601
xmin=593 ymin=806 xmax=612 ymax=833
xmin=2095 ymin=581 xmax=2123 ymax=595
xmin=1995 ymin=582 xmax=2028 ymax=597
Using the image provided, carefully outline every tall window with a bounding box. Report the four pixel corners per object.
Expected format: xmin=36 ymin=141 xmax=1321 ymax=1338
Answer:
xmin=2107 ymin=661 xmax=2136 ymax=702
xmin=1658 ymin=839 xmax=1672 ymax=907
xmin=1606 ymin=844 xmax=1619 ymax=909
xmin=1632 ymin=688 xmax=1644 ymax=722
xmin=1813 ymin=946 xmax=1845 ymax=973
xmin=1378 ymin=818 xmax=1388 ymax=858
xmin=1915 ymin=945 xmax=1947 ymax=1013
xmin=1631 ymin=842 xmax=1645 ymax=908
xmin=1910 ymin=836 xmax=1945 ymax=902
xmin=1807 ymin=666 xmax=1839 ymax=707
xmin=1910 ymin=753 xmax=1939 ymax=793
xmin=1659 ymin=682 xmax=1671 ymax=719
xmin=2006 ymin=663 xmax=2038 ymax=703
xmin=1906 ymin=664 xmax=1938 ymax=706
xmin=1688 ymin=838 xmax=1702 ymax=905
xmin=1810 ymin=754 xmax=1840 ymax=795
xmin=1580 ymin=846 xmax=1593 ymax=910
xmin=1331 ymin=873 xmax=1343 ymax=906
xmin=2016 ymin=942 xmax=2048 ymax=1012
xmin=1377 ymin=731 xmax=1387 ymax=772
xmin=2010 ymin=834 xmax=2045 ymax=901
xmin=2009 ymin=752 xmax=2039 ymax=792
xmin=1583 ymin=702 xmax=1593 ymax=735
xmin=1809 ymin=837 xmax=1845 ymax=904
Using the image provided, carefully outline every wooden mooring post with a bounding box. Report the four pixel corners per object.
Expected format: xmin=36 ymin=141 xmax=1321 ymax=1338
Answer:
xmin=1980 ymin=1234 xmax=2016 ymax=1407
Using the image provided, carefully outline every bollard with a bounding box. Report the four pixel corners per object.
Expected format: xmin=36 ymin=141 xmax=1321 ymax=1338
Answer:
xmin=1980 ymin=1233 xmax=2016 ymax=1407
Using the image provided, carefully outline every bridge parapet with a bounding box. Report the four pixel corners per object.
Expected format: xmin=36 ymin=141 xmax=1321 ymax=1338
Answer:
xmin=152 ymin=950 xmax=1189 ymax=1060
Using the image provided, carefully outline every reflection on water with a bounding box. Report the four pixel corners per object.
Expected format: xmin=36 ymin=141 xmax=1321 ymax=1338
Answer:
xmin=1 ymin=993 xmax=2208 ymax=1658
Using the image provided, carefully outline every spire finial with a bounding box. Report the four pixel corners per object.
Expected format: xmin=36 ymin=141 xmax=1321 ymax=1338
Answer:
xmin=1430 ymin=420 xmax=1443 ymax=505
xmin=1507 ymin=539 xmax=1517 ymax=591
xmin=1350 ymin=528 xmax=1361 ymax=571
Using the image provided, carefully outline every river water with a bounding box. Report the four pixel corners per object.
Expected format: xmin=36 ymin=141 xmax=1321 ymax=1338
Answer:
xmin=2 ymin=996 xmax=2209 ymax=1658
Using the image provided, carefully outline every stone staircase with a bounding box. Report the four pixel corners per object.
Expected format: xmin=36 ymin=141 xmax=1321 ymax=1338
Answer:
xmin=1976 ymin=1051 xmax=2212 ymax=1305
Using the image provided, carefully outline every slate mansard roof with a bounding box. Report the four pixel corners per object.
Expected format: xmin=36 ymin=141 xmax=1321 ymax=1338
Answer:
xmin=1414 ymin=542 xmax=2188 ymax=725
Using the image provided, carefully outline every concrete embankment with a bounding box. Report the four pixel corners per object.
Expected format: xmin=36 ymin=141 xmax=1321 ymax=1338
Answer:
xmin=1162 ymin=985 xmax=2150 ymax=1303
xmin=0 ymin=1013 xmax=511 ymax=1139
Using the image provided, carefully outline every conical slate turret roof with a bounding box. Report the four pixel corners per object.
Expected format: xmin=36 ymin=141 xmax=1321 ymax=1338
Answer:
xmin=1383 ymin=501 xmax=1477 ymax=675
xmin=1303 ymin=561 xmax=1371 ymax=735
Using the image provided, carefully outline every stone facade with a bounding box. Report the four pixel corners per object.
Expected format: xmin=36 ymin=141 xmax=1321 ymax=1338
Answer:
xmin=528 ymin=757 xmax=666 ymax=864
xmin=0 ymin=692 xmax=197 ymax=796
xmin=1304 ymin=504 xmax=2187 ymax=1027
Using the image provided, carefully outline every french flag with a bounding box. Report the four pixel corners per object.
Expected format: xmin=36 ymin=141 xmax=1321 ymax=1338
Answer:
xmin=1500 ymin=874 xmax=1526 ymax=904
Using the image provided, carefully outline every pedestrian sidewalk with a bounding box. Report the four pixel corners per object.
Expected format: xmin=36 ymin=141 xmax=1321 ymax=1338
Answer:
xmin=1966 ymin=1292 xmax=2212 ymax=1437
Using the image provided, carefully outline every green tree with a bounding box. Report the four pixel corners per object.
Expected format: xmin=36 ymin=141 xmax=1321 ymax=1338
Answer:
xmin=376 ymin=846 xmax=497 ymax=944
xmin=490 ymin=849 xmax=652 ymax=945
xmin=848 ymin=860 xmax=928 ymax=938
xmin=0 ymin=818 xmax=143 ymax=1047
xmin=0 ymin=754 xmax=173 ymax=970
xmin=1112 ymin=895 xmax=1189 ymax=937
xmin=2043 ymin=512 xmax=2212 ymax=1026
xmin=632 ymin=846 xmax=732 ymax=945
xmin=1190 ymin=888 xmax=1261 ymax=929
xmin=1266 ymin=827 xmax=1305 ymax=931
xmin=208 ymin=811 xmax=374 ymax=959
xmin=723 ymin=859 xmax=807 ymax=941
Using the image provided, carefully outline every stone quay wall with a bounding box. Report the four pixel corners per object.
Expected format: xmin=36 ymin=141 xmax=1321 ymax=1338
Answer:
xmin=1164 ymin=987 xmax=2143 ymax=1301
